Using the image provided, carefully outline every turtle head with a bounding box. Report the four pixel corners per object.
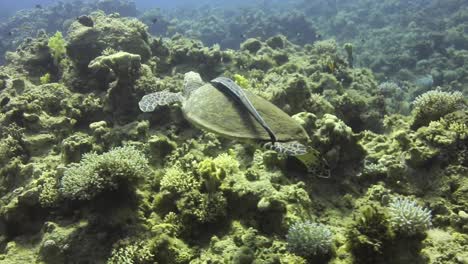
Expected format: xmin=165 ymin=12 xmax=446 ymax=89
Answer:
xmin=183 ymin=71 xmax=205 ymax=97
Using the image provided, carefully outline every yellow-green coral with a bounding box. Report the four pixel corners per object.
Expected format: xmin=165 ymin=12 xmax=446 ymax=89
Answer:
xmin=40 ymin=73 xmax=51 ymax=85
xmin=233 ymin=74 xmax=250 ymax=88
xmin=160 ymin=166 xmax=201 ymax=194
xmin=107 ymin=241 xmax=154 ymax=264
xmin=48 ymin=31 xmax=66 ymax=65
xmin=177 ymin=191 xmax=227 ymax=223
xmin=197 ymin=153 xmax=240 ymax=193
xmin=38 ymin=171 xmax=60 ymax=207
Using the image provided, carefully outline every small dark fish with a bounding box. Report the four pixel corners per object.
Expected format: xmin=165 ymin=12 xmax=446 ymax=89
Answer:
xmin=361 ymin=38 xmax=365 ymax=43
xmin=77 ymin=15 xmax=94 ymax=27
xmin=151 ymin=18 xmax=158 ymax=24
xmin=240 ymin=34 xmax=246 ymax=39
xmin=315 ymin=33 xmax=322 ymax=39
xmin=35 ymin=4 xmax=42 ymax=9
xmin=7 ymin=31 xmax=13 ymax=36
xmin=0 ymin=97 xmax=10 ymax=107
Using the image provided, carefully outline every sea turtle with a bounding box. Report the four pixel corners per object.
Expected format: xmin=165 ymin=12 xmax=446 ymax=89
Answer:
xmin=139 ymin=71 xmax=328 ymax=176
xmin=210 ymin=76 xmax=277 ymax=143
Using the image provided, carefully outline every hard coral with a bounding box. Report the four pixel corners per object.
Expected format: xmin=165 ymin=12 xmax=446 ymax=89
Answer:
xmin=60 ymin=145 xmax=150 ymax=200
xmin=287 ymin=220 xmax=333 ymax=258
xmin=233 ymin=74 xmax=249 ymax=88
xmin=197 ymin=153 xmax=239 ymax=193
xmin=388 ymin=197 xmax=432 ymax=235
xmin=160 ymin=166 xmax=201 ymax=195
xmin=411 ymin=90 xmax=465 ymax=129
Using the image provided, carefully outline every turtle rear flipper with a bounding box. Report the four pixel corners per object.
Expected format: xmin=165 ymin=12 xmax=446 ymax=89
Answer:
xmin=263 ymin=141 xmax=308 ymax=155
xmin=139 ymin=91 xmax=183 ymax=112
xmin=296 ymin=151 xmax=331 ymax=178
xmin=263 ymin=141 xmax=330 ymax=177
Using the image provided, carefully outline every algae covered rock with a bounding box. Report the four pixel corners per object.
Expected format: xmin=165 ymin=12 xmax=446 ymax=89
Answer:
xmin=67 ymin=11 xmax=151 ymax=70
xmin=241 ymin=38 xmax=263 ymax=54
xmin=5 ymin=31 xmax=55 ymax=78
xmin=312 ymin=114 xmax=365 ymax=175
xmin=88 ymin=51 xmax=144 ymax=120
xmin=88 ymin=51 xmax=141 ymax=79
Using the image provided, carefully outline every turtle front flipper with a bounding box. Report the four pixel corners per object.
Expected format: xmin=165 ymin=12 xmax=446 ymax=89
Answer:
xmin=263 ymin=141 xmax=330 ymax=178
xmin=138 ymin=91 xmax=183 ymax=112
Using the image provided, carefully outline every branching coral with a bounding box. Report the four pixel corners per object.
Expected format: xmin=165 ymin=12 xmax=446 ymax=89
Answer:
xmin=107 ymin=241 xmax=154 ymax=264
xmin=160 ymin=166 xmax=201 ymax=195
xmin=60 ymin=145 xmax=150 ymax=200
xmin=287 ymin=220 xmax=333 ymax=257
xmin=411 ymin=90 xmax=465 ymax=129
xmin=388 ymin=197 xmax=432 ymax=235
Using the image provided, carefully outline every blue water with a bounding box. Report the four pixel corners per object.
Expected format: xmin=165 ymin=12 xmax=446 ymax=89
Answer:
xmin=0 ymin=0 xmax=279 ymax=17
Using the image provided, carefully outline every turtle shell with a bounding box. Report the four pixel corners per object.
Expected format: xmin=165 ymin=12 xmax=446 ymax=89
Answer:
xmin=182 ymin=83 xmax=308 ymax=142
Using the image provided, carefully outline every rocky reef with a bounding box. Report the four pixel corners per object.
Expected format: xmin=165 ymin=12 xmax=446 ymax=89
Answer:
xmin=0 ymin=3 xmax=467 ymax=264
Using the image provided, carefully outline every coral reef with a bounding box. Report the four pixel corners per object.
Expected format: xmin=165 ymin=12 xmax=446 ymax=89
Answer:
xmin=0 ymin=3 xmax=466 ymax=263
